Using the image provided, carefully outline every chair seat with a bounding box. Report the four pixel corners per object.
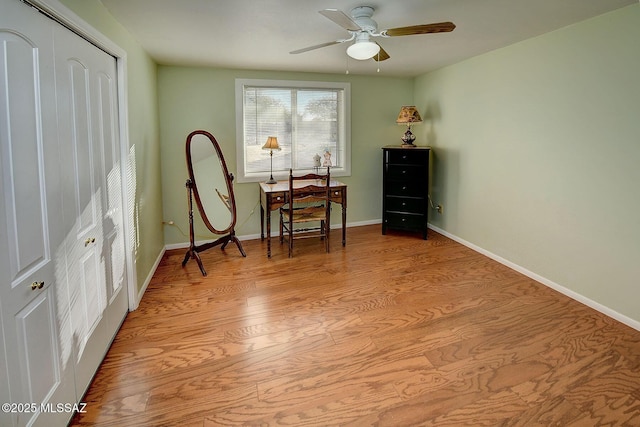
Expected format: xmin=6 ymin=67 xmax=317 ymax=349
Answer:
xmin=282 ymin=206 xmax=327 ymax=222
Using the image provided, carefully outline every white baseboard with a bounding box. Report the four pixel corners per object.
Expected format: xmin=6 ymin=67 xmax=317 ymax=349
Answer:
xmin=131 ymin=246 xmax=166 ymax=310
xmin=345 ymin=219 xmax=381 ymax=228
xmin=428 ymin=224 xmax=640 ymax=332
xmin=165 ymin=242 xmax=190 ymax=251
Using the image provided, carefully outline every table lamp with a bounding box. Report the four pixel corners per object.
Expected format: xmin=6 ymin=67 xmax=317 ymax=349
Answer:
xmin=262 ymin=136 xmax=280 ymax=184
xmin=396 ymin=106 xmax=422 ymax=146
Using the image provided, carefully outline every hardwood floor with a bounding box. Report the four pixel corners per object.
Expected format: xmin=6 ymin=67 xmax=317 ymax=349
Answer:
xmin=70 ymin=225 xmax=640 ymax=426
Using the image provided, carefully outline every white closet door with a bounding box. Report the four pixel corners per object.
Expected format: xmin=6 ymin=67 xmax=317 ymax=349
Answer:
xmin=0 ymin=1 xmax=76 ymax=426
xmin=53 ymin=18 xmax=129 ymax=398
xmin=1 ymin=0 xmax=129 ymax=424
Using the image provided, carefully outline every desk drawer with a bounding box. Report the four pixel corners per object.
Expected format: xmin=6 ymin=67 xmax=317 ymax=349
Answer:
xmin=330 ymin=189 xmax=342 ymax=204
xmin=269 ymin=191 xmax=286 ymax=209
xmin=269 ymin=190 xmax=343 ymax=208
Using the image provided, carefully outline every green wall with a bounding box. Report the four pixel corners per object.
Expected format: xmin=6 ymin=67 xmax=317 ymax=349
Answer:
xmin=414 ymin=4 xmax=640 ymax=323
xmin=59 ymin=0 xmax=164 ymax=293
xmin=157 ymin=67 xmax=413 ymax=244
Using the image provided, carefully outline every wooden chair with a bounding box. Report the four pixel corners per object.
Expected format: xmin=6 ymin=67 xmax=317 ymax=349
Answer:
xmin=279 ymin=168 xmax=331 ymax=257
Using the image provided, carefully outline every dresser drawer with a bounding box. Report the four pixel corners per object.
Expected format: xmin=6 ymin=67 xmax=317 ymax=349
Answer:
xmin=385 ymin=196 xmax=425 ymax=214
xmin=386 ymin=164 xmax=426 ymax=181
xmin=387 ymin=149 xmax=429 ymax=165
xmin=384 ymin=211 xmax=426 ymax=230
xmin=385 ymin=180 xmax=426 ymax=197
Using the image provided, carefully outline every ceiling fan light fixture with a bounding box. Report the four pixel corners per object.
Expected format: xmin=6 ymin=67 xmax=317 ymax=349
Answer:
xmin=347 ymin=41 xmax=380 ymax=60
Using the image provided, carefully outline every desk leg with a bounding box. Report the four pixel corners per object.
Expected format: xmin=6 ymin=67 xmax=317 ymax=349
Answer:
xmin=342 ymin=205 xmax=346 ymax=246
xmin=266 ymin=211 xmax=272 ymax=258
xmin=260 ymin=188 xmax=273 ymax=258
xmin=341 ymin=188 xmax=347 ymax=246
xmin=260 ymin=204 xmax=265 ymax=241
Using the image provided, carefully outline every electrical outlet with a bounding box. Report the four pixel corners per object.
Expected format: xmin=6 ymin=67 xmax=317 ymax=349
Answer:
xmin=436 ymin=204 xmax=443 ymax=214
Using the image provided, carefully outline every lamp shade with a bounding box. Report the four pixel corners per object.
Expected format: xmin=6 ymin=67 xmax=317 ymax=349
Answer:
xmin=396 ymin=106 xmax=423 ymax=124
xmin=262 ymin=136 xmax=280 ymax=150
xmin=347 ymin=41 xmax=380 ymax=60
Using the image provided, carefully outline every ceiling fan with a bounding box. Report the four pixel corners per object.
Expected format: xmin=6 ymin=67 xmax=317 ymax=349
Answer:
xmin=290 ymin=6 xmax=456 ymax=62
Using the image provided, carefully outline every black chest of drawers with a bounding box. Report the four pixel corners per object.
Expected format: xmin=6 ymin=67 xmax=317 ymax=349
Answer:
xmin=382 ymin=146 xmax=430 ymax=239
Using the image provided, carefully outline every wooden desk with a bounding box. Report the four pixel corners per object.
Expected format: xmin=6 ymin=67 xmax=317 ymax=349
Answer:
xmin=260 ymin=179 xmax=347 ymax=257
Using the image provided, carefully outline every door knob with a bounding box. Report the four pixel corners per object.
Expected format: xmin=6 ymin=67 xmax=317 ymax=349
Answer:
xmin=84 ymin=237 xmax=96 ymax=246
xmin=30 ymin=281 xmax=44 ymax=291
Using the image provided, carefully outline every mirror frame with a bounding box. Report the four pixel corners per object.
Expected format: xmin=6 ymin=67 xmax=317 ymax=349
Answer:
xmin=185 ymin=130 xmax=237 ymax=235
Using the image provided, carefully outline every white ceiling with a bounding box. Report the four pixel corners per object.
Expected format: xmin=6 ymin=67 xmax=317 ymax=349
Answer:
xmin=99 ymin=0 xmax=636 ymax=77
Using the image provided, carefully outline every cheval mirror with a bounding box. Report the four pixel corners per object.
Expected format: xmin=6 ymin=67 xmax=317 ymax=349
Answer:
xmin=182 ymin=130 xmax=246 ymax=276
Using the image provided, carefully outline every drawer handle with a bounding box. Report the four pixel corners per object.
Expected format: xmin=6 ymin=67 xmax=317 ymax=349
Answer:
xmin=402 ymin=170 xmax=407 ymax=174
xmin=402 ymin=186 xmax=407 ymax=190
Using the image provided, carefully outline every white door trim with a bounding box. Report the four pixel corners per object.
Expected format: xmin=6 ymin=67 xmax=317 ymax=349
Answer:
xmin=28 ymin=0 xmax=139 ymax=310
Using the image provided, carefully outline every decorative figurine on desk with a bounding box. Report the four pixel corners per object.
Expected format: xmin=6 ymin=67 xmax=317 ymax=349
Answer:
xmin=313 ymin=153 xmax=321 ymax=174
xmin=323 ymin=150 xmax=332 ymax=167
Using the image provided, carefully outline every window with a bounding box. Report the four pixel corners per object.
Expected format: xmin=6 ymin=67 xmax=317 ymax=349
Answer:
xmin=235 ymin=79 xmax=350 ymax=183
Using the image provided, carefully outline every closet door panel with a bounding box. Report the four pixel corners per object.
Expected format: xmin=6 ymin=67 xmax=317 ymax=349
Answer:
xmin=95 ymin=70 xmax=127 ymax=308
xmin=53 ymin=22 xmax=127 ymax=397
xmin=63 ymin=57 xmax=107 ymax=347
xmin=0 ymin=1 xmax=76 ymax=426
xmin=15 ymin=289 xmax=60 ymax=404
xmin=1 ymin=33 xmax=48 ymax=279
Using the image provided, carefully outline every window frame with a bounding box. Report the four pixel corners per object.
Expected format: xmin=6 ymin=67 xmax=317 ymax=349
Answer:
xmin=235 ymin=78 xmax=351 ymax=183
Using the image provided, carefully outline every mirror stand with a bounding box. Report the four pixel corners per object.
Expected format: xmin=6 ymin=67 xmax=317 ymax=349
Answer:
xmin=182 ymin=179 xmax=246 ymax=276
xmin=181 ymin=130 xmax=246 ymax=276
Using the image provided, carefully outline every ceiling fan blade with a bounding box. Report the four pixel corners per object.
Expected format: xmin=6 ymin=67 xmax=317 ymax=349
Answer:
xmin=372 ymin=43 xmax=390 ymax=62
xmin=290 ymin=40 xmax=343 ymax=55
xmin=319 ymin=9 xmax=362 ymax=32
xmin=384 ymin=22 xmax=456 ymax=37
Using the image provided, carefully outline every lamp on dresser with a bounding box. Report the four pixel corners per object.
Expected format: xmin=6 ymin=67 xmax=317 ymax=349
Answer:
xmin=396 ymin=106 xmax=422 ymax=147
